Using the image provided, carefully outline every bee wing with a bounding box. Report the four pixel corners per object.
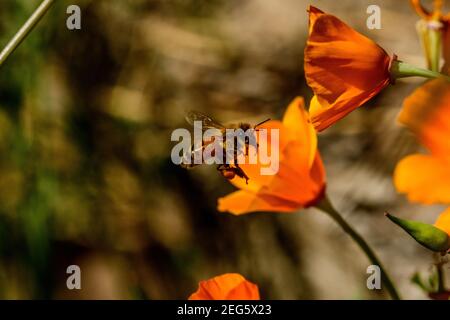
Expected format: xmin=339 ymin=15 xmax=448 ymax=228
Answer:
xmin=180 ymin=140 xmax=224 ymax=168
xmin=185 ymin=111 xmax=225 ymax=129
xmin=180 ymin=144 xmax=203 ymax=169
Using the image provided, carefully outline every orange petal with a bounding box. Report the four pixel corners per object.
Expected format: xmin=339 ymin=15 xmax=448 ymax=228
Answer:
xmin=228 ymin=120 xmax=290 ymax=192
xmin=305 ymin=8 xmax=391 ymax=131
xmin=399 ymin=78 xmax=450 ymax=159
xmin=189 ymin=273 xmax=260 ymax=300
xmin=255 ymin=143 xmax=325 ymax=205
xmin=308 ymin=152 xmax=326 ymax=194
xmin=218 ymin=153 xmax=325 ymax=215
xmin=308 ymin=6 xmax=325 ymax=34
xmin=226 ymin=280 xmax=261 ymax=300
xmin=435 ymin=207 xmax=450 ymax=236
xmin=394 ymin=154 xmax=450 ymax=204
xmin=282 ymin=97 xmax=317 ymax=168
xmin=217 ymin=190 xmax=302 ymax=215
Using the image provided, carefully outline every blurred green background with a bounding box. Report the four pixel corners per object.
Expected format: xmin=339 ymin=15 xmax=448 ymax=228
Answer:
xmin=0 ymin=0 xmax=447 ymax=299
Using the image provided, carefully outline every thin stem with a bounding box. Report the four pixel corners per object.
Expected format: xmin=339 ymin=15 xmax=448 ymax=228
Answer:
xmin=437 ymin=262 xmax=445 ymax=292
xmin=315 ymin=196 xmax=401 ymax=300
xmin=435 ymin=254 xmax=447 ymax=293
xmin=390 ymin=60 xmax=450 ymax=81
xmin=0 ymin=0 xmax=55 ymax=68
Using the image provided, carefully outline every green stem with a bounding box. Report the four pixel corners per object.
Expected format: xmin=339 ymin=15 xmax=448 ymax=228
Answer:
xmin=315 ymin=195 xmax=401 ymax=300
xmin=0 ymin=0 xmax=55 ymax=68
xmin=428 ymin=27 xmax=442 ymax=73
xmin=437 ymin=265 xmax=444 ymax=293
xmin=436 ymin=258 xmax=445 ymax=293
xmin=390 ymin=60 xmax=450 ymax=81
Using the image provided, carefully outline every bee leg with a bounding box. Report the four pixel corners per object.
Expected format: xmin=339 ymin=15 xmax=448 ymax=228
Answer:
xmin=233 ymin=164 xmax=249 ymax=184
xmin=252 ymin=135 xmax=259 ymax=155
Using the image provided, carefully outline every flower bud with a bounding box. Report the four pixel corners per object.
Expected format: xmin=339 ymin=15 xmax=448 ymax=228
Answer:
xmin=385 ymin=212 xmax=450 ymax=253
xmin=416 ymin=19 xmax=443 ymax=72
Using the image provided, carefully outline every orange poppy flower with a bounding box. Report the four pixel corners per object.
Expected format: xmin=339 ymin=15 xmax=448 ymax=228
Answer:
xmin=390 ymin=77 xmax=450 ymax=252
xmin=394 ymin=78 xmax=450 ymax=204
xmin=305 ymin=6 xmax=392 ymax=132
xmin=189 ymin=273 xmax=260 ymax=300
xmin=217 ymin=97 xmax=326 ymax=215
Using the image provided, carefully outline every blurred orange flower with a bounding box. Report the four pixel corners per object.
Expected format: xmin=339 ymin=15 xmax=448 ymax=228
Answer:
xmin=393 ymin=78 xmax=450 ymax=251
xmin=305 ymin=6 xmax=392 ymax=131
xmin=189 ymin=273 xmax=260 ymax=300
xmin=435 ymin=207 xmax=450 ymax=236
xmin=394 ymin=79 xmax=450 ymax=204
xmin=218 ymin=97 xmax=326 ymax=215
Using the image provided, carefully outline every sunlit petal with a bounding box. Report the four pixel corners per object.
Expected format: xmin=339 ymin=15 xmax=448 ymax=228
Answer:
xmin=189 ymin=273 xmax=260 ymax=300
xmin=394 ymin=154 xmax=450 ymax=204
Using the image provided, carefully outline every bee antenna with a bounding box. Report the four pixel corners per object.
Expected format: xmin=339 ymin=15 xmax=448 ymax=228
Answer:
xmin=254 ymin=118 xmax=270 ymax=130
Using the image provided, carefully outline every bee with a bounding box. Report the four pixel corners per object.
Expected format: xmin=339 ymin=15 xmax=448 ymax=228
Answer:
xmin=180 ymin=111 xmax=270 ymax=184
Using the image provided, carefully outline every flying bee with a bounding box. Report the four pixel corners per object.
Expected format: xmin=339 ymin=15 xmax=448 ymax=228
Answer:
xmin=180 ymin=111 xmax=270 ymax=184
